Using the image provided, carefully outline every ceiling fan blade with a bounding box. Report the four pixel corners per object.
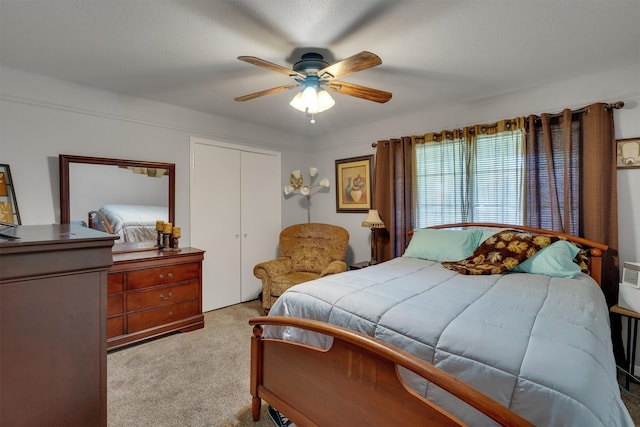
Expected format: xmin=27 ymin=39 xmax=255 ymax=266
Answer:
xmin=317 ymin=51 xmax=382 ymax=80
xmin=237 ymin=56 xmax=306 ymax=79
xmin=326 ymin=81 xmax=392 ymax=103
xmin=234 ymin=83 xmax=300 ymax=101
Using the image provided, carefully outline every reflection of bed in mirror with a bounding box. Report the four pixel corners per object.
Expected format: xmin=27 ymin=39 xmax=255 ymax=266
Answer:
xmin=88 ymin=204 xmax=168 ymax=243
xmin=59 ymin=154 xmax=175 ymax=251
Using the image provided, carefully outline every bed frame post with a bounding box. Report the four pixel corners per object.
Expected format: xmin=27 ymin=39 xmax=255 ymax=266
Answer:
xmin=250 ymin=324 xmax=264 ymax=421
xmin=589 ymin=248 xmax=603 ymax=286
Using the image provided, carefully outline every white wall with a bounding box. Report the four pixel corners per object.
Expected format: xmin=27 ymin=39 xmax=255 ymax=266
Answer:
xmin=0 ymin=66 xmax=308 ymax=246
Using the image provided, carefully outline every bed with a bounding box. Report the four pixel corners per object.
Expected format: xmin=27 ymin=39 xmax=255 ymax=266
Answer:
xmin=249 ymin=223 xmax=634 ymax=426
xmin=87 ymin=204 xmax=166 ymax=243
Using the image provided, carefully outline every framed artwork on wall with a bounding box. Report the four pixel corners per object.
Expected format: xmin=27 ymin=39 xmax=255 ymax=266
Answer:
xmin=0 ymin=164 xmax=21 ymax=225
xmin=335 ymin=155 xmax=373 ymax=213
xmin=617 ymin=137 xmax=640 ymax=169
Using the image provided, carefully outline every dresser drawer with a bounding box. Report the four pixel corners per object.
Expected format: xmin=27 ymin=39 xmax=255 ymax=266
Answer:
xmin=107 ymin=292 xmax=124 ymax=316
xmin=126 ymin=281 xmax=199 ymax=311
xmin=127 ymin=300 xmax=200 ymax=333
xmin=126 ymin=263 xmax=199 ymax=290
xmin=107 ymin=272 xmax=124 ymax=293
xmin=107 ymin=316 xmax=124 ymax=339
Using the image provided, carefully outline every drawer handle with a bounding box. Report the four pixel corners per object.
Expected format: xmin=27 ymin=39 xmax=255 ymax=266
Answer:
xmin=159 ymin=291 xmax=173 ymax=300
xmin=168 ymin=272 xmax=173 ymax=278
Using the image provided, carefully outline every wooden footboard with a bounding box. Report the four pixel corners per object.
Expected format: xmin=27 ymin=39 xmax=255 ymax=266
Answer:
xmin=249 ymin=316 xmax=534 ymax=427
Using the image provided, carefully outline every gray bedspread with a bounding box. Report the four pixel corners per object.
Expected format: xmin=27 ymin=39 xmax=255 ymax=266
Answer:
xmin=98 ymin=204 xmax=166 ymax=242
xmin=266 ymin=257 xmax=633 ymax=426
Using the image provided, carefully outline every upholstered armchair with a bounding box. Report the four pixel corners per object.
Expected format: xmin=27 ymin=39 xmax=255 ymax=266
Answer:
xmin=254 ymin=223 xmax=349 ymax=311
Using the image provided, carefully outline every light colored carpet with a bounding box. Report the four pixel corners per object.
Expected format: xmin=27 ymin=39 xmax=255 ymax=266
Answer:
xmin=108 ymin=299 xmax=271 ymax=427
xmin=108 ymin=299 xmax=640 ymax=426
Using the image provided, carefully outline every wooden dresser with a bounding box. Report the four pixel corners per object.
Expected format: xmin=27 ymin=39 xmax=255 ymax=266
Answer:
xmin=107 ymin=247 xmax=205 ymax=350
xmin=0 ymin=224 xmax=117 ymax=427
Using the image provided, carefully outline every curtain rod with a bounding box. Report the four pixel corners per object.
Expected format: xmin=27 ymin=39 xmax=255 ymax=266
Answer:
xmin=370 ymin=101 xmax=624 ymax=148
xmin=535 ymin=101 xmax=624 ymax=122
xmin=371 ymin=139 xmax=404 ymax=148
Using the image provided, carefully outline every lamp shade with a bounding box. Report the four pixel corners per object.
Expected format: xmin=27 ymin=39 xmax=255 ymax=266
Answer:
xmin=316 ymin=90 xmax=335 ymax=112
xmin=289 ymin=86 xmax=335 ymax=114
xmin=362 ymin=209 xmax=385 ymax=228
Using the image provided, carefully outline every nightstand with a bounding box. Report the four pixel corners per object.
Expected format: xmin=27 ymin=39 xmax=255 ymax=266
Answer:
xmin=350 ymin=261 xmax=376 ymax=270
xmin=610 ymin=304 xmax=639 ymax=390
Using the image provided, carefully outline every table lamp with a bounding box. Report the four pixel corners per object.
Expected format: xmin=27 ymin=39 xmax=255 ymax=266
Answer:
xmin=362 ymin=209 xmax=385 ymax=265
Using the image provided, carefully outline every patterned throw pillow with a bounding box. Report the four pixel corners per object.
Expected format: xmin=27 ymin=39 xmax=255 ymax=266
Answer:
xmin=441 ymin=229 xmax=560 ymax=275
xmin=570 ymin=241 xmax=591 ymax=274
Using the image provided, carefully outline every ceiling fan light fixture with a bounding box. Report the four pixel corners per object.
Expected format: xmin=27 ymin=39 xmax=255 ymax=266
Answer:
xmin=237 ymin=51 xmax=390 ymax=122
xmin=316 ymin=90 xmax=335 ymax=112
xmin=289 ymin=85 xmax=335 ymax=116
xmin=289 ymin=91 xmax=306 ymax=112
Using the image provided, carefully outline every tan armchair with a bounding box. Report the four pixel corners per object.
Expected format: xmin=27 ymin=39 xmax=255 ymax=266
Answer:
xmin=254 ymin=223 xmax=349 ymax=311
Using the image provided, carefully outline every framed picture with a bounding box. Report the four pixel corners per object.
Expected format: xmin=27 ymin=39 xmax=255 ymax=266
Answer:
xmin=0 ymin=164 xmax=21 ymax=225
xmin=335 ymin=155 xmax=373 ymax=213
xmin=617 ymin=138 xmax=640 ymax=169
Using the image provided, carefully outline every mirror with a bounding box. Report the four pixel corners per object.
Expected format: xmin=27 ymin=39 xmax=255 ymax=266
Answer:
xmin=59 ymin=154 xmax=175 ymax=253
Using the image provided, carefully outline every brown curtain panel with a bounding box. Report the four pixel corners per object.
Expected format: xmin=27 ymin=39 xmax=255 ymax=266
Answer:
xmin=525 ymin=102 xmax=619 ymax=293
xmin=525 ymin=102 xmax=623 ymax=363
xmin=373 ymin=136 xmax=415 ymax=261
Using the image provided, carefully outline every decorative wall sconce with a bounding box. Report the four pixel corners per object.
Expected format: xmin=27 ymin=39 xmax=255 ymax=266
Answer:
xmin=283 ymin=167 xmax=330 ymax=223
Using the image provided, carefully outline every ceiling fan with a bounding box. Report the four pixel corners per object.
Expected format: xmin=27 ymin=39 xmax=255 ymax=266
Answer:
xmin=234 ymin=51 xmax=392 ymax=121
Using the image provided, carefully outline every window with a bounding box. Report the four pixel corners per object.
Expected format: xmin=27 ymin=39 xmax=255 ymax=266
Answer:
xmin=414 ymin=129 xmax=524 ymax=228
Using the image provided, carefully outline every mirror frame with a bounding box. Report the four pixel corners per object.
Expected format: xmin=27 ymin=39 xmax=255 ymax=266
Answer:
xmin=59 ymin=154 xmax=176 ymax=247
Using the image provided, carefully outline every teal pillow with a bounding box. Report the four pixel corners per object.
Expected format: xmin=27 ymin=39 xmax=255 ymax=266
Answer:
xmin=512 ymin=240 xmax=581 ymax=278
xmin=479 ymin=229 xmax=502 ymax=242
xmin=403 ymin=229 xmax=483 ymax=262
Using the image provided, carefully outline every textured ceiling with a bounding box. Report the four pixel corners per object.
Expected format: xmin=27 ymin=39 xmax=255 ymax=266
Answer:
xmin=1 ymin=0 xmax=639 ymax=137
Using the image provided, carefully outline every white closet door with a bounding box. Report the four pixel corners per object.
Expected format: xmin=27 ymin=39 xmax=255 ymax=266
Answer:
xmin=191 ymin=143 xmax=241 ymax=311
xmin=240 ymin=151 xmax=281 ymax=301
xmin=191 ymin=138 xmax=281 ymax=311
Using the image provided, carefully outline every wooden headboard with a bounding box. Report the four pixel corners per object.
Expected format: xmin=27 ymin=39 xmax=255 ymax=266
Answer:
xmin=416 ymin=223 xmax=608 ymax=286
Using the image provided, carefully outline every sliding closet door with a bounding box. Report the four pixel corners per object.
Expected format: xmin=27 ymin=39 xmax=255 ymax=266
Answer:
xmin=191 ymin=138 xmax=281 ymax=311
xmin=191 ymin=143 xmax=242 ymax=311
